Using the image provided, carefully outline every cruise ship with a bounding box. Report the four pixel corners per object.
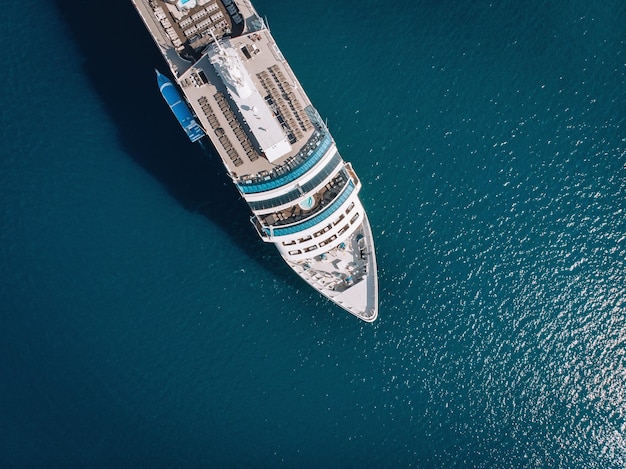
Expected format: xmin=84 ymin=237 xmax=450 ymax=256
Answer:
xmin=131 ymin=0 xmax=378 ymax=321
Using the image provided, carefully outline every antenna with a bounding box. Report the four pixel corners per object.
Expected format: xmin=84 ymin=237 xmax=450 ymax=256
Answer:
xmin=210 ymin=30 xmax=225 ymax=54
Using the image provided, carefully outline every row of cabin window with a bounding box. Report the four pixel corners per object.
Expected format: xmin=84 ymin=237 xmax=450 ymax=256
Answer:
xmin=287 ymin=211 xmax=360 ymax=256
xmin=281 ymin=202 xmax=356 ymax=247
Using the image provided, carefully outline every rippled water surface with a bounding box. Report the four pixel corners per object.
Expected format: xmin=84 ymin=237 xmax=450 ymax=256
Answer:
xmin=1 ymin=0 xmax=624 ymax=466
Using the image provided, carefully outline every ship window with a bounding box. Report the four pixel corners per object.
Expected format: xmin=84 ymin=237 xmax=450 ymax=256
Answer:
xmin=282 ymin=240 xmax=296 ymax=246
xmin=288 ymin=249 xmax=302 ymax=256
xmin=350 ymin=212 xmax=360 ymax=224
xmin=313 ymin=224 xmax=332 ymax=238
xmin=346 ymin=202 xmax=355 ymax=214
xmin=338 ymin=224 xmax=350 ymax=235
xmin=298 ymin=235 xmax=312 ymax=243
xmin=304 ymin=245 xmax=318 ymax=253
xmin=333 ymin=214 xmax=345 ymax=226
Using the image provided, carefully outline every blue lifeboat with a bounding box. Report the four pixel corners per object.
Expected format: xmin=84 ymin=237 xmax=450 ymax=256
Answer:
xmin=156 ymin=69 xmax=205 ymax=143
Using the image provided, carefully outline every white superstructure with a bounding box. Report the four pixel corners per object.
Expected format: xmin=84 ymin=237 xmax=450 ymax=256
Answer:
xmin=131 ymin=0 xmax=378 ymax=321
xmin=207 ymin=38 xmax=292 ymax=161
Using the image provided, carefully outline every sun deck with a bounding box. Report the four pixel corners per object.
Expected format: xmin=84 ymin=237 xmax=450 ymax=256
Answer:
xmin=288 ymin=214 xmax=378 ymax=321
xmin=137 ymin=0 xmax=322 ymax=180
xmin=178 ymin=27 xmax=320 ymax=179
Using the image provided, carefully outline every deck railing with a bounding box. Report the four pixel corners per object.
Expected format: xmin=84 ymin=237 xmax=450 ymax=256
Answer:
xmin=236 ymin=130 xmax=332 ymax=194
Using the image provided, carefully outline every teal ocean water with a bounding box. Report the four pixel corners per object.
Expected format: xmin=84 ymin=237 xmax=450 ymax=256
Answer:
xmin=1 ymin=0 xmax=625 ymax=466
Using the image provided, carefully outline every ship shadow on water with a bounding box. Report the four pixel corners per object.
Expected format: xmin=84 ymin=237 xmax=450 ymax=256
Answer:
xmin=51 ymin=0 xmax=296 ymax=284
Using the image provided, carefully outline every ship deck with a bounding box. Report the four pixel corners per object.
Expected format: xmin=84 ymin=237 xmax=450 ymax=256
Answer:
xmin=132 ymin=0 xmax=379 ymax=321
xmin=136 ymin=0 xmax=323 ymax=180
xmin=288 ymin=213 xmax=378 ymax=321
xmin=178 ymin=28 xmax=320 ymax=179
xmin=145 ymin=0 xmax=245 ymax=54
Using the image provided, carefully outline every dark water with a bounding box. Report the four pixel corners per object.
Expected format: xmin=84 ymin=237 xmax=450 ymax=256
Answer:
xmin=1 ymin=0 xmax=624 ymax=466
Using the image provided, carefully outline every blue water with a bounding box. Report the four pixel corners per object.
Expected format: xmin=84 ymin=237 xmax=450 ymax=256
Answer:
xmin=1 ymin=0 xmax=624 ymax=466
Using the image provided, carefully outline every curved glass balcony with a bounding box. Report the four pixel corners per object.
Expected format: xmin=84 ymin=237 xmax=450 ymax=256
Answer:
xmin=247 ymin=151 xmax=342 ymax=210
xmin=237 ymin=132 xmax=332 ymax=194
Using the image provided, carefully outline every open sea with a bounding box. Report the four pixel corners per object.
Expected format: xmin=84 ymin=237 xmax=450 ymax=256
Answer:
xmin=1 ymin=0 xmax=625 ymax=466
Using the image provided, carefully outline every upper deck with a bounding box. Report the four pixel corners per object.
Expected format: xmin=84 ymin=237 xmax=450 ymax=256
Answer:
xmin=134 ymin=0 xmax=325 ymax=185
